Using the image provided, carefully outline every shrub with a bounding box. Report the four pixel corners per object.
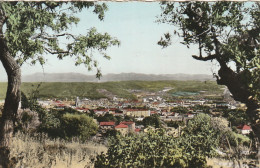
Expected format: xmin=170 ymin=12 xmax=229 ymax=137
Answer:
xmin=61 ymin=113 xmax=98 ymax=141
xmin=142 ymin=114 xmax=162 ymax=128
xmin=94 ymin=114 xmax=230 ymax=168
xmin=94 ymin=129 xmax=187 ymax=168
xmin=15 ymin=109 xmax=40 ymax=134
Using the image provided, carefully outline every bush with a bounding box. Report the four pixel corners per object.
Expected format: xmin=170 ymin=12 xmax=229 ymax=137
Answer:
xmin=15 ymin=109 xmax=40 ymax=134
xmin=142 ymin=114 xmax=162 ymax=128
xmin=166 ymin=120 xmax=185 ymax=128
xmin=94 ymin=114 xmax=230 ymax=168
xmin=61 ymin=113 xmax=98 ymax=141
xmin=39 ymin=109 xmax=62 ymax=138
xmin=94 ymin=129 xmax=187 ymax=168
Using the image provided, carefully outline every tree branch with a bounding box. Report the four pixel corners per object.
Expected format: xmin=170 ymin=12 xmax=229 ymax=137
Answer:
xmin=192 ymin=54 xmax=216 ymax=61
xmin=31 ymin=33 xmax=76 ymax=40
xmin=44 ymin=48 xmax=69 ymax=55
xmin=55 ymin=33 xmax=76 ymax=39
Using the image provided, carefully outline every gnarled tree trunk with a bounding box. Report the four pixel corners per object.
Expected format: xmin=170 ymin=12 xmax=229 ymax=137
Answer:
xmin=0 ymin=20 xmax=21 ymax=168
xmin=216 ymin=63 xmax=260 ymax=165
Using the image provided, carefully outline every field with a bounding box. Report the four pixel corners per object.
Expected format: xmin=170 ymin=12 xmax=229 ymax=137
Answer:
xmin=0 ymin=80 xmax=224 ymax=100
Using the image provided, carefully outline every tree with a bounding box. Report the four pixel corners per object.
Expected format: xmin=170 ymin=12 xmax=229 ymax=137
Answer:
xmin=142 ymin=114 xmax=162 ymax=128
xmin=158 ymin=1 xmax=260 ymax=157
xmin=0 ymin=2 xmax=119 ymax=167
xmin=96 ymin=112 xmax=116 ymax=122
xmin=61 ymin=113 xmax=98 ymax=141
xmin=94 ymin=129 xmax=186 ymax=168
xmin=94 ymin=114 xmax=225 ymax=168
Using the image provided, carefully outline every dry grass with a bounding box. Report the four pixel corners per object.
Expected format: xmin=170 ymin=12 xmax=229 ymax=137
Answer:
xmin=10 ymin=132 xmax=107 ymax=168
xmin=207 ymin=158 xmax=259 ymax=168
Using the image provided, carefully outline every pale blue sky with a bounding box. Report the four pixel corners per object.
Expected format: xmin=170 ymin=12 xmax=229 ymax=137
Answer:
xmin=0 ymin=2 xmax=214 ymax=81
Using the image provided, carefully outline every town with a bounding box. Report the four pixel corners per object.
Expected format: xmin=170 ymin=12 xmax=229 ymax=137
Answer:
xmin=34 ymin=86 xmax=251 ymax=139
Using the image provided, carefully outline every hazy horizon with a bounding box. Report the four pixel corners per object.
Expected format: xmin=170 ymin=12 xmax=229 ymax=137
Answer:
xmin=0 ymin=72 xmax=214 ymax=82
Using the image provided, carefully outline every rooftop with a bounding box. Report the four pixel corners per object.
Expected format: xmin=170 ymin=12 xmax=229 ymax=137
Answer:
xmin=115 ymin=124 xmax=128 ymax=128
xmin=100 ymin=122 xmax=115 ymax=126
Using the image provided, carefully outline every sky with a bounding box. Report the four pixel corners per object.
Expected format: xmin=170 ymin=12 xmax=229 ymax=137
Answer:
xmin=0 ymin=2 xmax=215 ymax=81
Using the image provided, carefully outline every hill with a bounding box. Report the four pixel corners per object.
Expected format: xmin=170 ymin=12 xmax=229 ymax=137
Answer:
xmin=21 ymin=73 xmax=214 ymax=82
xmin=0 ymin=80 xmax=223 ymax=100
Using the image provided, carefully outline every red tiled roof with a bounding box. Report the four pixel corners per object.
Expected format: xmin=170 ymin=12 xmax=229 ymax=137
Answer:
xmin=99 ymin=109 xmax=109 ymax=111
xmin=100 ymin=122 xmax=115 ymax=126
xmin=115 ymin=124 xmax=128 ymax=128
xmin=237 ymin=125 xmax=251 ymax=130
xmin=76 ymin=107 xmax=85 ymax=110
xmin=124 ymin=109 xmax=147 ymax=111
xmin=57 ymin=104 xmax=65 ymax=107
xmin=135 ymin=128 xmax=141 ymax=132
xmin=242 ymin=125 xmax=251 ymax=130
xmin=120 ymin=121 xmax=134 ymax=125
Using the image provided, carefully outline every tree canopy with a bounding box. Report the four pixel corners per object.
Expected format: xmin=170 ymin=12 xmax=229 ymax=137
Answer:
xmin=1 ymin=2 xmax=120 ymax=77
xmin=158 ymin=2 xmax=260 ymax=102
xmin=94 ymin=114 xmax=246 ymax=168
xmin=0 ymin=2 xmax=119 ymax=166
xmin=158 ymin=2 xmax=260 ymax=161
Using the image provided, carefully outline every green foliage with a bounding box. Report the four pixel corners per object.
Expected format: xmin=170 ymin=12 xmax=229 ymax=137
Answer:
xmin=61 ymin=113 xmax=98 ymax=141
xmin=39 ymin=109 xmax=62 ymax=137
xmin=38 ymin=108 xmax=98 ymax=141
xmin=171 ymin=107 xmax=189 ymax=114
xmin=0 ymin=80 xmax=223 ymax=100
xmin=20 ymin=89 xmax=97 ymax=140
xmin=222 ymin=109 xmax=249 ymax=126
xmin=182 ymin=114 xmax=220 ymax=159
xmin=0 ymin=2 xmax=120 ymax=77
xmin=103 ymin=129 xmax=119 ymax=138
xmin=142 ymin=114 xmax=162 ymax=128
xmin=94 ymin=130 xmax=187 ymax=168
xmin=115 ymin=116 xmax=123 ymax=125
xmin=158 ymin=2 xmax=260 ymax=101
xmin=94 ymin=114 xmax=224 ymax=168
xmin=15 ymin=109 xmax=40 ymax=134
xmin=226 ymin=131 xmax=250 ymax=147
xmin=21 ymin=92 xmax=30 ymax=109
xmin=20 ymin=83 xmax=41 ymax=110
xmin=123 ymin=115 xmax=135 ymax=122
xmin=96 ymin=113 xmax=116 ymax=123
xmin=166 ymin=120 xmax=184 ymax=128
xmin=192 ymin=105 xmax=211 ymax=113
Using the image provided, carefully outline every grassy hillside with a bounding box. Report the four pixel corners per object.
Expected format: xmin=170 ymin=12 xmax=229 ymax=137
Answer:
xmin=10 ymin=132 xmax=106 ymax=168
xmin=0 ymin=80 xmax=224 ymax=100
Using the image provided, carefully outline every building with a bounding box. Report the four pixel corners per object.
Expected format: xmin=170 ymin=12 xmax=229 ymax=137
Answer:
xmin=99 ymin=122 xmax=116 ymax=130
xmin=123 ymin=109 xmax=150 ymax=117
xmin=237 ymin=125 xmax=252 ymax=135
xmin=120 ymin=121 xmax=135 ymax=132
xmin=115 ymin=124 xmax=128 ymax=135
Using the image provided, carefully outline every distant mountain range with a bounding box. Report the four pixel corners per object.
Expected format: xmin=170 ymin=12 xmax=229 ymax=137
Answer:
xmin=19 ymin=72 xmax=214 ymax=82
